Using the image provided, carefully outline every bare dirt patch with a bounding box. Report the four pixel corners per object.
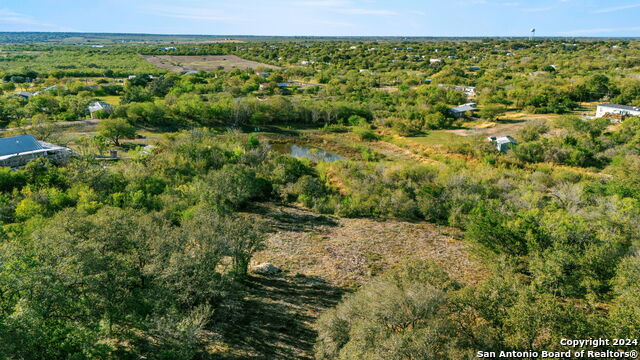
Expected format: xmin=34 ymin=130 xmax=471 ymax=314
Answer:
xmin=252 ymin=204 xmax=484 ymax=288
xmin=447 ymin=119 xmax=530 ymax=137
xmin=217 ymin=204 xmax=484 ymax=359
xmin=140 ymin=55 xmax=280 ymax=72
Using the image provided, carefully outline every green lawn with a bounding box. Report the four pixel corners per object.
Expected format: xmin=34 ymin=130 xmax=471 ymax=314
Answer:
xmin=400 ymin=131 xmax=469 ymax=147
xmin=97 ymin=95 xmax=122 ymax=106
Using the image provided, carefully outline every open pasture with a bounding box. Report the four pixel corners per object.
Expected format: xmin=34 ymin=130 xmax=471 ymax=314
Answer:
xmin=141 ymin=54 xmax=280 ymax=72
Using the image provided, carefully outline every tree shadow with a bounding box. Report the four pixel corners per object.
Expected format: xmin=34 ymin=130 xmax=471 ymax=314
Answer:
xmin=245 ymin=125 xmax=303 ymax=136
xmin=249 ymin=204 xmax=339 ymax=233
xmin=219 ymin=274 xmax=345 ymax=359
xmin=495 ymin=118 xmax=527 ymax=124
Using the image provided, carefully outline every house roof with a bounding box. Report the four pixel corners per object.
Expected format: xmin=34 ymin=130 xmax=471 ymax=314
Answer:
xmin=496 ymin=136 xmax=517 ymax=145
xmin=16 ymin=91 xmax=34 ymax=97
xmin=88 ymin=102 xmax=112 ymax=112
xmin=598 ymin=103 xmax=640 ymax=112
xmin=451 ymin=103 xmax=477 ymax=113
xmin=0 ymin=135 xmax=44 ymax=157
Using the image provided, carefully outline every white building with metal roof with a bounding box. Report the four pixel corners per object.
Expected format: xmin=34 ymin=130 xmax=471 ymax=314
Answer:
xmin=596 ymin=103 xmax=640 ymax=119
xmin=0 ymin=135 xmax=72 ymax=167
xmin=88 ymin=101 xmax=113 ymax=118
xmin=450 ymin=103 xmax=477 ymax=118
xmin=488 ymin=136 xmax=518 ymax=152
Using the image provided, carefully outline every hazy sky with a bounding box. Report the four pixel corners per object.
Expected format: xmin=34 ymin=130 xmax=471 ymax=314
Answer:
xmin=2 ymin=0 xmax=640 ymax=37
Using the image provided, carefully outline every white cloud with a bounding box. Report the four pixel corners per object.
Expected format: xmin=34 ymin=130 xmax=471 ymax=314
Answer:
xmin=593 ymin=2 xmax=640 ymax=13
xmin=307 ymin=19 xmax=355 ymax=27
xmin=0 ymin=8 xmax=73 ymax=31
xmin=143 ymin=5 xmax=236 ymax=21
xmin=292 ymin=0 xmax=395 ymax=16
xmin=294 ymin=0 xmax=351 ymax=7
xmin=458 ymin=0 xmax=488 ymax=4
xmin=523 ymin=6 xmax=553 ymax=12
xmin=335 ymin=8 xmax=396 ymax=15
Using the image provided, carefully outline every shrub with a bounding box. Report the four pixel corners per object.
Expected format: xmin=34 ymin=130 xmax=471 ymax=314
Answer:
xmin=353 ymin=126 xmax=380 ymax=141
xmin=315 ymin=261 xmax=459 ymax=360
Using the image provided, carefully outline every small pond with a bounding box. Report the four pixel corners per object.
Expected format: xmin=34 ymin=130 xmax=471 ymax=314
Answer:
xmin=271 ymin=144 xmax=345 ymax=162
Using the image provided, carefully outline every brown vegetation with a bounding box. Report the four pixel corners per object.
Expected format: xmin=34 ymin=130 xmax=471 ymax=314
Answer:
xmin=140 ymin=55 xmax=280 ymax=72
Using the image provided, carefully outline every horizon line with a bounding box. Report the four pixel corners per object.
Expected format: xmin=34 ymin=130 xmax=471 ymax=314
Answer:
xmin=0 ymin=31 xmax=639 ymax=40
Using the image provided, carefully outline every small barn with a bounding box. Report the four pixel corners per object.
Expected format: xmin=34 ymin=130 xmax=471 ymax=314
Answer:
xmin=488 ymin=136 xmax=518 ymax=152
xmin=596 ymin=103 xmax=640 ymax=122
xmin=450 ymin=103 xmax=477 ymax=119
xmin=0 ymin=135 xmax=72 ymax=167
xmin=88 ymin=101 xmax=113 ymax=118
xmin=15 ymin=91 xmax=34 ymax=100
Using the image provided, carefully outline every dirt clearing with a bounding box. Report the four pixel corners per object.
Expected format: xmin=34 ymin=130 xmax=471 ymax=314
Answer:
xmin=219 ymin=204 xmax=484 ymax=359
xmin=252 ymin=204 xmax=484 ymax=287
xmin=140 ymin=55 xmax=280 ymax=72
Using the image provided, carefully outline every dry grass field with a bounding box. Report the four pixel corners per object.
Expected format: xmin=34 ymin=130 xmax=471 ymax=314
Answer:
xmin=216 ymin=203 xmax=484 ymax=359
xmin=140 ymin=55 xmax=280 ymax=72
xmin=252 ymin=204 xmax=483 ymax=287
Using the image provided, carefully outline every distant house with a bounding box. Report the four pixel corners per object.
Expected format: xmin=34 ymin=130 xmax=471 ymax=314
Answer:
xmin=183 ymin=70 xmax=199 ymax=75
xmin=15 ymin=91 xmax=34 ymax=100
xmin=429 ymin=58 xmax=442 ymax=64
xmin=276 ymin=83 xmax=289 ymax=88
xmin=450 ymin=103 xmax=477 ymax=118
xmin=33 ymin=85 xmax=58 ymax=96
xmin=300 ymin=60 xmax=314 ymax=65
xmin=458 ymin=86 xmax=477 ymax=97
xmin=469 ymin=66 xmax=481 ymax=71
xmin=596 ymin=103 xmax=640 ymax=122
xmin=259 ymin=83 xmax=269 ymax=91
xmin=256 ymin=72 xmax=271 ymax=78
xmin=0 ymin=135 xmax=72 ymax=167
xmin=88 ymin=101 xmax=113 ymax=118
xmin=439 ymin=84 xmax=477 ymax=97
xmin=488 ymin=136 xmax=518 ymax=152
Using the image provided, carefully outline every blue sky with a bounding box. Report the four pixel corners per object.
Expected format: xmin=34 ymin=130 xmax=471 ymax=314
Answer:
xmin=1 ymin=0 xmax=640 ymax=37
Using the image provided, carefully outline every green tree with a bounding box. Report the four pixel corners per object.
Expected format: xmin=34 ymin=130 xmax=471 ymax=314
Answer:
xmin=97 ymin=118 xmax=136 ymax=146
xmin=480 ymin=104 xmax=507 ymax=121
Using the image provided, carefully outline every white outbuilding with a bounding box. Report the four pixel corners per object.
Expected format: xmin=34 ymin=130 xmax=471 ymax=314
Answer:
xmin=596 ymin=103 xmax=640 ymax=119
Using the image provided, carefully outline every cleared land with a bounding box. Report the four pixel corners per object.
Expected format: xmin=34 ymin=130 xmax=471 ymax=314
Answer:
xmin=141 ymin=55 xmax=280 ymax=72
xmin=219 ymin=204 xmax=483 ymax=359
xmin=253 ymin=204 xmax=483 ymax=287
